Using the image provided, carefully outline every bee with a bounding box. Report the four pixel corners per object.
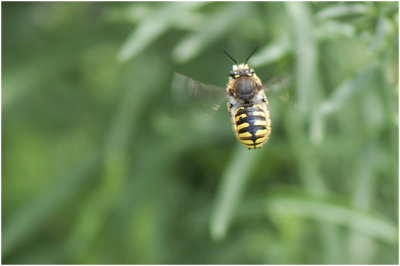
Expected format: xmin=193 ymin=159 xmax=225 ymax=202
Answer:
xmin=224 ymin=48 xmax=271 ymax=149
xmin=172 ymin=47 xmax=274 ymax=150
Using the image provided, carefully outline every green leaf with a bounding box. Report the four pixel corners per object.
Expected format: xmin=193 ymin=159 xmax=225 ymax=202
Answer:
xmin=250 ymin=36 xmax=292 ymax=68
xmin=266 ymin=194 xmax=397 ymax=244
xmin=316 ymin=3 xmax=368 ymax=21
xmin=172 ymin=3 xmax=251 ymax=64
xmin=117 ymin=2 xmax=205 ymax=62
xmin=310 ymin=64 xmax=378 ymax=144
xmin=210 ymin=146 xmax=263 ymax=241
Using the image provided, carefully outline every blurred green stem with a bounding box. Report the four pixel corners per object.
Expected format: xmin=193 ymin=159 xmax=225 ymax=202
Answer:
xmin=210 ymin=146 xmax=263 ymax=241
xmin=285 ymin=2 xmax=342 ymax=263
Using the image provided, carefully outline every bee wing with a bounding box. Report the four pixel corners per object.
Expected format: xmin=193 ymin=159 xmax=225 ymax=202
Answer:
xmin=263 ymin=73 xmax=294 ymax=104
xmin=171 ymin=72 xmax=227 ymax=116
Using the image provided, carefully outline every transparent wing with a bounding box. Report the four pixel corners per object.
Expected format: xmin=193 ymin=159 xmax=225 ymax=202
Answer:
xmin=263 ymin=72 xmax=294 ymax=105
xmin=171 ymin=72 xmax=227 ymax=116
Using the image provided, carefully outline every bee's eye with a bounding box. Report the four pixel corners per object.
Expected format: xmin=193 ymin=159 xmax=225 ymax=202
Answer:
xmin=230 ymin=72 xmax=239 ymax=78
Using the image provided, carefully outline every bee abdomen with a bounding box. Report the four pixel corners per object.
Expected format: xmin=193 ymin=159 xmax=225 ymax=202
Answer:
xmin=234 ymin=105 xmax=271 ymax=149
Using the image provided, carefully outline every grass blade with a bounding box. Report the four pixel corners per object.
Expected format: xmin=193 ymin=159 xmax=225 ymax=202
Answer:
xmin=172 ymin=3 xmax=251 ymax=64
xmin=117 ymin=2 xmax=204 ymax=62
xmin=266 ymin=194 xmax=397 ymax=244
xmin=210 ymin=146 xmax=263 ymax=241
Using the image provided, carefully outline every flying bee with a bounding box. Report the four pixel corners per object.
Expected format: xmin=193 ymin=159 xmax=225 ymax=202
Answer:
xmin=172 ymin=47 xmax=278 ymax=150
xmin=224 ymin=48 xmax=271 ymax=149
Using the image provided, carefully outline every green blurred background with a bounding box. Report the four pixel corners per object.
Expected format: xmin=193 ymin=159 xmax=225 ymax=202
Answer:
xmin=2 ymin=2 xmax=398 ymax=264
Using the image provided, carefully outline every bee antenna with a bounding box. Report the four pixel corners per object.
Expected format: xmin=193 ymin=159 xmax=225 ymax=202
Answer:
xmin=223 ymin=50 xmax=238 ymax=66
xmin=245 ymin=46 xmax=259 ymax=64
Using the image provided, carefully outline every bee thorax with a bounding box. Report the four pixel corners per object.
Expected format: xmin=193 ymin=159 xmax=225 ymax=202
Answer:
xmin=235 ymin=78 xmax=254 ymax=100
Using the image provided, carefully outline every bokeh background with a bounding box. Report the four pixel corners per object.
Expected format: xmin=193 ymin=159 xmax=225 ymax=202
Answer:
xmin=2 ymin=2 xmax=398 ymax=264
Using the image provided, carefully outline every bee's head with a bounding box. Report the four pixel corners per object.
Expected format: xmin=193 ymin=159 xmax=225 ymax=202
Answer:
xmin=229 ymin=64 xmax=255 ymax=79
xmin=224 ymin=46 xmax=259 ymax=79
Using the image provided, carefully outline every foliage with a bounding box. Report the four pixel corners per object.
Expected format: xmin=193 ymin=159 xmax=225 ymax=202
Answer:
xmin=2 ymin=2 xmax=398 ymax=264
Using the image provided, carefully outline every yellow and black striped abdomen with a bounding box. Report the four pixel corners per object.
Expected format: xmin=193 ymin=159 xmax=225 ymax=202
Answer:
xmin=234 ymin=104 xmax=271 ymax=149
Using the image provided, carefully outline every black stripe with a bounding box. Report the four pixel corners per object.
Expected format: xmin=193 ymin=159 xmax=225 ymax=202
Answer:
xmin=238 ymin=125 xmax=266 ymax=134
xmin=235 ymin=106 xmax=265 ymax=124
xmin=235 ymin=115 xmax=249 ymax=126
xmin=240 ymin=134 xmax=266 ymax=140
xmin=235 ymin=108 xmax=246 ymax=116
xmin=234 ymin=105 xmax=268 ymax=144
xmin=235 ymin=105 xmax=263 ymax=115
xmin=240 ymin=136 xmax=257 ymax=141
xmin=238 ymin=115 xmax=265 ymax=128
xmin=236 ymin=115 xmax=265 ymax=125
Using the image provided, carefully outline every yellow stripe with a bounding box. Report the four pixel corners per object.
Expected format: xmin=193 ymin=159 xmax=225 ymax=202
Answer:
xmin=254 ymin=143 xmax=263 ymax=148
xmin=235 ymin=113 xmax=247 ymax=122
xmin=237 ymin=122 xmax=250 ymax=131
xmin=255 ymin=136 xmax=267 ymax=144
xmin=255 ymin=129 xmax=268 ymax=136
xmin=254 ymin=120 xmax=267 ymax=126
xmin=235 ymin=107 xmax=244 ymax=115
xmin=253 ymin=111 xmax=266 ymax=117
xmin=238 ymin=132 xmax=252 ymax=138
xmin=240 ymin=139 xmax=254 ymax=145
xmin=253 ymin=104 xmax=264 ymax=111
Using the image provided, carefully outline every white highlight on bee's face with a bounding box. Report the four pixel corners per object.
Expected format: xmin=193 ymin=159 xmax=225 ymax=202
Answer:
xmin=232 ymin=64 xmax=250 ymax=71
